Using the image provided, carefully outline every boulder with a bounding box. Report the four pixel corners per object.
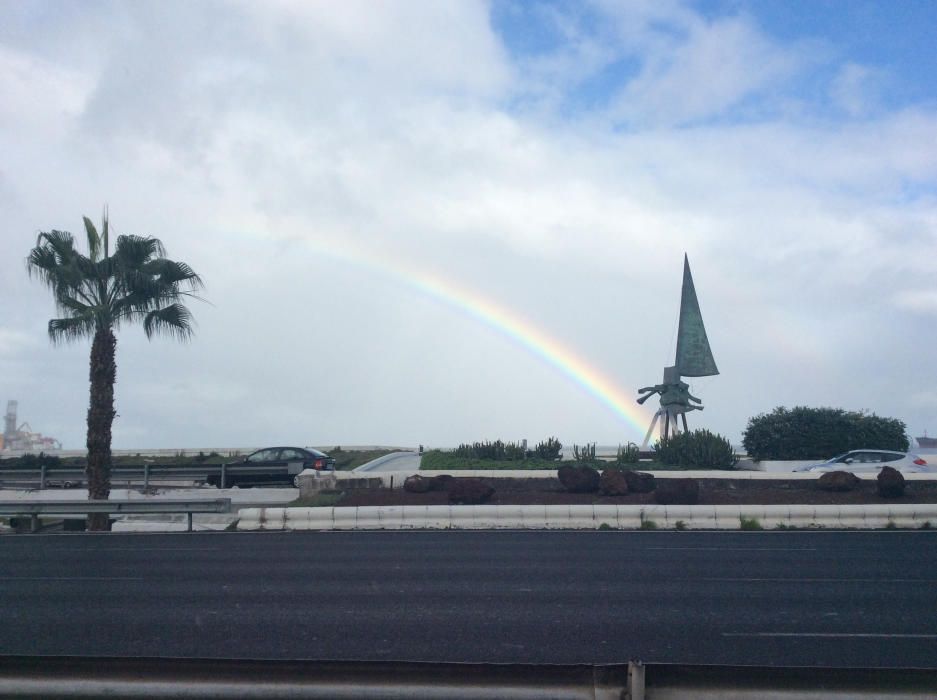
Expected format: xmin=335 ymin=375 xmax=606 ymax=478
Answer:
xmin=877 ymin=466 xmax=906 ymax=498
xmin=599 ymin=469 xmax=629 ymax=496
xmin=430 ymin=474 xmax=455 ymax=492
xmin=403 ymin=475 xmax=434 ymax=493
xmin=624 ymin=470 xmax=657 ymax=493
xmin=448 ymin=478 xmax=495 ymax=505
xmin=817 ymin=470 xmax=861 ymax=492
xmin=654 ymin=478 xmax=699 ymax=505
xmin=557 ymin=465 xmax=600 ymax=493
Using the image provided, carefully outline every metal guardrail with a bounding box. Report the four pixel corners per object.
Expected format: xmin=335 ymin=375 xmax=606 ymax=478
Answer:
xmin=0 ymin=463 xmax=307 ymax=489
xmin=0 ymin=657 xmax=935 ymax=699
xmin=0 ymin=499 xmax=231 ymax=532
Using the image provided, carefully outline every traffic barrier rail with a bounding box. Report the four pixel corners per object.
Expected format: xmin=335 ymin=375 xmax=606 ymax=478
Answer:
xmin=0 ymin=499 xmax=232 ymax=532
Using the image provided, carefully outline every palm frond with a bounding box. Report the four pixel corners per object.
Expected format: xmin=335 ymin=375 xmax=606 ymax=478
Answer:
xmin=83 ymin=216 xmax=101 ymax=263
xmin=48 ymin=314 xmax=97 ymax=345
xmin=113 ymin=235 xmax=166 ymax=269
xmin=143 ymin=303 xmax=195 ymax=341
xmin=141 ymin=258 xmax=204 ymax=290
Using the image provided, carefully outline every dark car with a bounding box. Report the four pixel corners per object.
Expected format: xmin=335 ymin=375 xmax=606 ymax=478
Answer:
xmin=210 ymin=446 xmax=335 ymax=487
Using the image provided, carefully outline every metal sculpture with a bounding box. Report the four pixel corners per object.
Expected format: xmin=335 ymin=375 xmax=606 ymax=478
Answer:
xmin=639 ymin=255 xmax=719 ymax=447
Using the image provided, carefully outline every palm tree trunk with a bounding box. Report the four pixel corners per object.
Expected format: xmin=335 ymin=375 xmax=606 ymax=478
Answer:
xmin=86 ymin=327 xmax=116 ymax=531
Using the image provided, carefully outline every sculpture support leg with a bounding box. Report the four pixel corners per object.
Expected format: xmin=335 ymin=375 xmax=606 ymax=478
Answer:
xmin=642 ymin=410 xmax=662 ymax=450
xmin=681 ymin=412 xmax=689 ymax=433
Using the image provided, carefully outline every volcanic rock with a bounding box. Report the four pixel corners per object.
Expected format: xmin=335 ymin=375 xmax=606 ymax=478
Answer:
xmin=624 ymin=470 xmax=657 ymax=493
xmin=877 ymin=466 xmax=905 ymax=498
xmin=448 ymin=478 xmax=495 ymax=505
xmin=817 ymin=470 xmax=861 ymax=492
xmin=430 ymin=474 xmax=455 ymax=492
xmin=403 ymin=475 xmax=433 ymax=493
xmin=557 ymin=465 xmax=600 ymax=493
xmin=599 ymin=469 xmax=629 ymax=496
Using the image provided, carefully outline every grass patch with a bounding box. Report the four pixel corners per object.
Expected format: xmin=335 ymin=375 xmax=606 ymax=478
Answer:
xmin=598 ymin=522 xmax=615 ymax=531
xmin=639 ymin=518 xmax=658 ymax=530
xmin=288 ymin=490 xmax=345 ymax=507
xmin=775 ymin=523 xmax=798 ymax=530
xmin=739 ymin=516 xmax=763 ymax=531
xmin=921 ymin=521 xmax=932 ymax=530
xmin=675 ymin=520 xmax=687 ymax=531
xmin=885 ymin=520 xmax=898 ymax=530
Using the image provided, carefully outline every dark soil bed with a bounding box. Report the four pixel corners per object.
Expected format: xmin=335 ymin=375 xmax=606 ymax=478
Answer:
xmin=335 ymin=477 xmax=937 ymax=507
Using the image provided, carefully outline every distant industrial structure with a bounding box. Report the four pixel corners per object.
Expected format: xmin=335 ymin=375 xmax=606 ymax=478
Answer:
xmin=1 ymin=400 xmax=61 ymax=452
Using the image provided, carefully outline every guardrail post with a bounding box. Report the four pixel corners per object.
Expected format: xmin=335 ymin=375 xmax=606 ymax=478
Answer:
xmin=30 ymin=514 xmax=39 ymax=533
xmin=143 ymin=463 xmax=150 ymax=491
xmin=627 ymin=660 xmax=645 ymax=700
xmin=40 ymin=465 xmax=47 ymax=489
xmin=187 ymin=511 xmax=193 ymax=532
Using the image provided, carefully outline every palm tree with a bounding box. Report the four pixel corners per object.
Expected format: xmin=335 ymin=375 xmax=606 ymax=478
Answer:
xmin=27 ymin=211 xmax=203 ymax=530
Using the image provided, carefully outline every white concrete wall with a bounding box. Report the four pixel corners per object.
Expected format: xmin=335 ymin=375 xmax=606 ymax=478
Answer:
xmin=238 ymin=503 xmax=937 ymax=531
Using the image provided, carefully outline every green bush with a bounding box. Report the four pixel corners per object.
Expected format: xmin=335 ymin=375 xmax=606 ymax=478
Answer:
xmin=453 ymin=440 xmax=527 ymax=461
xmin=655 ymin=429 xmax=738 ymax=469
xmin=534 ymin=437 xmax=562 ymax=461
xmin=420 ymin=450 xmax=557 ymax=471
xmin=572 ymin=443 xmax=597 ymax=462
xmin=616 ymin=442 xmax=640 ymax=465
xmin=742 ymin=406 xmax=909 ymax=461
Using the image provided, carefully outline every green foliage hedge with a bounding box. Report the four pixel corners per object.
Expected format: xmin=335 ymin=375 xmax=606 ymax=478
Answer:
xmin=655 ymin=429 xmax=738 ymax=470
xmin=742 ymin=406 xmax=909 ymax=461
xmin=453 ymin=440 xmax=527 ymax=461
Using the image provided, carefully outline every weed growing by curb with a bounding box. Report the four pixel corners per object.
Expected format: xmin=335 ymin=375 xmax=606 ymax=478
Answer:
xmin=740 ymin=516 xmax=763 ymax=531
xmin=640 ymin=518 xmax=658 ymax=530
xmin=675 ymin=520 xmax=687 ymax=531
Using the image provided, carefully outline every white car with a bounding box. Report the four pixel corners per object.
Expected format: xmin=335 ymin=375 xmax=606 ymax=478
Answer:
xmin=793 ymin=449 xmax=931 ymax=473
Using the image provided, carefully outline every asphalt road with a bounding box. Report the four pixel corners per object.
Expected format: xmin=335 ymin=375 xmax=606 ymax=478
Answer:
xmin=1 ymin=530 xmax=936 ymax=668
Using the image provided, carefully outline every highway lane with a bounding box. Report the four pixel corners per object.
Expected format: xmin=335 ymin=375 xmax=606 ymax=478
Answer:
xmin=1 ymin=530 xmax=936 ymax=668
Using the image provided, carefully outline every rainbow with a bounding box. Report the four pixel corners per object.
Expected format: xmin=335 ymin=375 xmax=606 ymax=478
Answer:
xmin=303 ymin=236 xmax=653 ymax=439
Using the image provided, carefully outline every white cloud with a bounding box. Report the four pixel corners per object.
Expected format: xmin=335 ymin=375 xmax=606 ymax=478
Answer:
xmin=610 ymin=16 xmax=803 ymax=125
xmin=893 ymin=290 xmax=937 ymax=315
xmin=2 ymin=1 xmax=936 ymax=448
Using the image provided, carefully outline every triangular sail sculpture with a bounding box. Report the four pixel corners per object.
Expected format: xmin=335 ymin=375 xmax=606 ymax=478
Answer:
xmin=637 ymin=255 xmax=718 ymax=447
xmin=675 ymin=254 xmax=719 ymax=378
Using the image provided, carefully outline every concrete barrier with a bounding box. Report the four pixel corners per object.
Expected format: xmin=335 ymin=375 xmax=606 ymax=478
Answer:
xmin=237 ymin=503 xmax=937 ymax=531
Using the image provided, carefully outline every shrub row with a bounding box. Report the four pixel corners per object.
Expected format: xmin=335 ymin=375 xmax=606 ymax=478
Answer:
xmin=654 ymin=429 xmax=738 ymax=470
xmin=742 ymin=406 xmax=909 ymax=460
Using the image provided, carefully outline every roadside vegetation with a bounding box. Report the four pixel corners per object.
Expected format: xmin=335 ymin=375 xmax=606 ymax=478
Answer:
xmin=743 ymin=406 xmax=909 ymax=461
xmin=26 ymin=212 xmax=203 ymax=530
xmin=654 ymin=429 xmax=738 ymax=470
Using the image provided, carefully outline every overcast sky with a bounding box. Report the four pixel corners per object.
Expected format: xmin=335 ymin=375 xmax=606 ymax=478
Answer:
xmin=2 ymin=0 xmax=936 ymax=450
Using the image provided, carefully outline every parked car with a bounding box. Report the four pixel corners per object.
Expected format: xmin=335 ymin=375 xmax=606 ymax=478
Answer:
xmin=793 ymin=450 xmax=930 ymax=473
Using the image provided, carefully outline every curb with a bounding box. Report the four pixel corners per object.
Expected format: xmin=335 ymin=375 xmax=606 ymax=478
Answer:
xmin=237 ymin=503 xmax=937 ymax=531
